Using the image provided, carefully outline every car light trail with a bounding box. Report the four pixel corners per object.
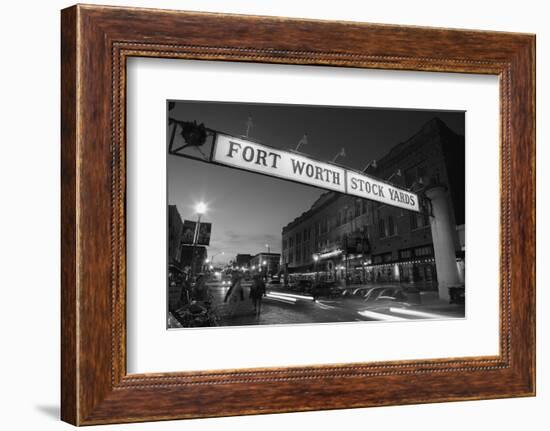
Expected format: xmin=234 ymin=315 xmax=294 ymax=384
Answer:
xmin=265 ymin=293 xmax=297 ymax=304
xmin=316 ymin=302 xmax=336 ymax=310
xmin=270 ymin=292 xmax=314 ymax=301
xmin=388 ymin=307 xmax=448 ymax=319
xmin=357 ymin=310 xmax=408 ymax=321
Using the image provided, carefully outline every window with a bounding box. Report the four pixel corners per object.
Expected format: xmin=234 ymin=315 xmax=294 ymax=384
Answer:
xmin=388 ymin=216 xmax=395 ymax=236
xmin=410 ymin=212 xmax=418 ymax=230
xmin=289 ymin=237 xmax=294 ymax=248
xmin=414 ymin=245 xmax=433 ymax=257
xmin=379 ymin=218 xmax=386 ymax=238
xmin=283 ymin=239 xmax=287 ymax=250
xmin=404 ymin=169 xmax=416 ymax=188
xmin=296 ymin=232 xmax=302 ymax=244
xmin=322 ymin=218 xmax=328 ymax=234
xmin=295 ymin=248 xmax=301 ymax=263
xmin=399 ymin=249 xmax=412 ymax=259
xmin=417 ymin=166 xmax=426 ymax=180
xmin=405 ymin=165 xmax=427 ymax=187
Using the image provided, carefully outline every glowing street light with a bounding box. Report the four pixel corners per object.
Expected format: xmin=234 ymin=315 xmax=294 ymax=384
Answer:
xmin=195 ymin=201 xmax=207 ymax=215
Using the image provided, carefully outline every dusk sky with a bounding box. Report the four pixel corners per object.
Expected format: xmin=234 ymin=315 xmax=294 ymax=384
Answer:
xmin=167 ymin=101 xmax=464 ymax=265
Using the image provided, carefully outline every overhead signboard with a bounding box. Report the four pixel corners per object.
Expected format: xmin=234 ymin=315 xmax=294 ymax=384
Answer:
xmin=209 ymin=133 xmax=419 ymax=212
xmin=346 ymin=170 xmax=419 ymax=211
xmin=181 ymin=220 xmax=212 ymax=246
xmin=196 ymin=222 xmax=212 ymax=246
xmin=213 ymin=134 xmax=346 ymax=194
xmin=181 ymin=220 xmax=196 ymax=245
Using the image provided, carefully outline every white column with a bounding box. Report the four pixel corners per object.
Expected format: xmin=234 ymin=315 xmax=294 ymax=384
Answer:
xmin=425 ymin=185 xmax=460 ymax=301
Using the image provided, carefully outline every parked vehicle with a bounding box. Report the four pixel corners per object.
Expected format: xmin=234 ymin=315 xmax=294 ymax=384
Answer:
xmin=363 ymin=287 xmax=387 ymax=303
xmin=311 ymin=281 xmax=341 ymax=299
xmin=352 ymin=287 xmax=372 ymax=297
xmin=269 ymin=275 xmax=281 ymax=284
xmin=449 ymin=285 xmax=465 ymax=304
xmin=340 ymin=288 xmax=355 ymax=297
xmin=363 ymin=287 xmax=411 ymax=309
xmin=292 ymin=279 xmax=313 ymax=293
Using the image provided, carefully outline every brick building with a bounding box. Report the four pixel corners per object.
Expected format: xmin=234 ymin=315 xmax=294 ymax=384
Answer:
xmin=249 ymin=252 xmax=281 ymax=277
xmin=234 ymin=253 xmax=253 ymax=268
xmin=168 ymin=205 xmax=184 ymax=265
xmin=168 ymin=204 xmax=208 ymax=274
xmin=281 ymin=117 xmax=465 ymax=290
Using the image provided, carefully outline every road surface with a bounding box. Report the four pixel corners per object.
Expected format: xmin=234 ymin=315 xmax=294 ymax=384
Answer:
xmin=206 ymin=279 xmax=465 ymax=327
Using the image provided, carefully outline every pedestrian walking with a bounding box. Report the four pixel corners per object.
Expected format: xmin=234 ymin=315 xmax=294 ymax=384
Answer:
xmin=178 ymin=267 xmax=192 ymax=307
xmin=192 ymin=274 xmax=209 ymax=302
xmin=249 ymin=274 xmax=266 ymax=317
xmin=224 ymin=270 xmax=244 ymax=303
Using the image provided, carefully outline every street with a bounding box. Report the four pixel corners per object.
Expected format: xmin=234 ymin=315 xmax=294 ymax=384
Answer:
xmin=206 ymin=279 xmax=465 ymax=327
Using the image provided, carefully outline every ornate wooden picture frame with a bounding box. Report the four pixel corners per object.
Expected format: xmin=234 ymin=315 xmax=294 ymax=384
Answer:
xmin=61 ymin=4 xmax=535 ymax=425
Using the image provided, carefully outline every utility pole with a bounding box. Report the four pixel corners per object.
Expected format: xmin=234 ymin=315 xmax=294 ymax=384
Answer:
xmin=190 ymin=202 xmax=207 ymax=280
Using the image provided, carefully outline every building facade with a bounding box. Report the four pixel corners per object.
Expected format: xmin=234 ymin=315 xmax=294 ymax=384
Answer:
xmin=179 ymin=244 xmax=207 ymax=275
xmin=249 ymin=252 xmax=281 ymax=277
xmin=281 ymin=117 xmax=465 ymax=291
xmin=168 ymin=204 xmax=209 ymax=274
xmin=168 ymin=205 xmax=184 ymax=265
xmin=234 ymin=254 xmax=253 ymax=268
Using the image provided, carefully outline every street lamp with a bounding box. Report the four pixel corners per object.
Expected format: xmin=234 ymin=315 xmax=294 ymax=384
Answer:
xmin=209 ymin=251 xmax=224 ymax=266
xmin=362 ymin=159 xmax=377 ymax=172
xmin=195 ymin=201 xmax=207 ymax=216
xmin=386 ymin=169 xmax=402 ymax=183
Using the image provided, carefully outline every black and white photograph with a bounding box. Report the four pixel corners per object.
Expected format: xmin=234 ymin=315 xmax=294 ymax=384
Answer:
xmin=167 ymin=100 xmax=466 ymax=329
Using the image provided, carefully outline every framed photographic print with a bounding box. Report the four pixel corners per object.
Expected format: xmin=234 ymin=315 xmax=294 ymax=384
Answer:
xmin=61 ymin=4 xmax=535 ymax=425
